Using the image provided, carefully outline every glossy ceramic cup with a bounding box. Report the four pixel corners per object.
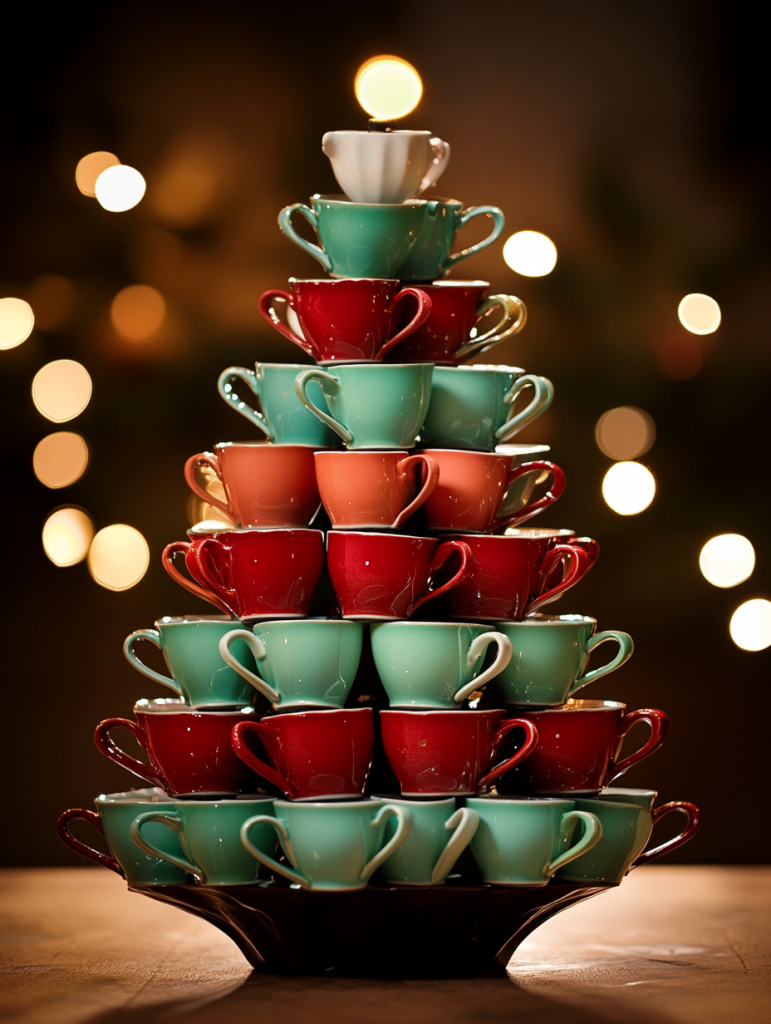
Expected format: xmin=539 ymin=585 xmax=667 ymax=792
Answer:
xmin=232 ymin=708 xmax=374 ymax=801
xmin=504 ymin=527 xmax=600 ymax=603
xmin=398 ymin=198 xmax=505 ymax=283
xmin=554 ymin=789 xmax=702 ymax=885
xmin=322 ymin=130 xmax=450 ymax=205
xmin=370 ymin=621 xmax=513 ymax=708
xmin=493 ymin=615 xmax=634 ymax=706
xmin=379 ymin=709 xmax=538 ymax=796
xmin=498 ymin=700 xmax=670 ymax=796
xmin=163 ymin=528 xmax=325 ymax=620
xmin=279 ymin=195 xmax=428 ymax=279
xmin=56 ymin=789 xmax=189 ymax=885
xmin=326 ymin=531 xmax=472 ymax=621
xmin=387 ymin=281 xmax=527 ymax=365
xmin=123 ymin=616 xmax=256 ymax=708
xmin=419 ymin=449 xmax=566 ymax=532
xmin=218 ymin=619 xmax=364 ymax=711
xmin=130 ymin=797 xmax=277 ymax=885
xmin=467 ymin=797 xmax=603 ymax=887
xmin=240 ymin=798 xmax=412 ymax=891
xmin=420 ymin=366 xmax=554 ymax=450
xmin=184 ymin=443 xmax=322 ymax=529
xmin=295 ymin=363 xmax=433 ymax=450
xmin=259 ymin=279 xmax=431 ymax=364
xmin=376 ymin=798 xmax=479 ymax=886
xmin=315 ymin=450 xmax=439 ymax=529
xmin=218 ymin=363 xmax=338 ymax=445
xmin=94 ymin=699 xmax=260 ymax=797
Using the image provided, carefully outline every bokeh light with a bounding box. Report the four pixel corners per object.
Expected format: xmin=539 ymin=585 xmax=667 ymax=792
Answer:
xmin=595 ymin=406 xmax=656 ymax=461
xmin=729 ymin=599 xmax=771 ymax=652
xmin=355 ymin=56 xmax=423 ymax=121
xmin=656 ymin=336 xmax=703 ymax=379
xmin=75 ymin=152 xmax=120 ymax=197
xmin=111 ymin=285 xmax=166 ymax=341
xmin=699 ymin=534 xmax=755 ymax=588
xmin=602 ymin=461 xmax=656 ymax=515
xmin=94 ymin=165 xmax=146 ymax=212
xmin=31 ymin=359 xmax=92 ymax=422
xmin=42 ymin=507 xmax=94 ymax=566
xmin=503 ymin=231 xmax=558 ymax=277
xmin=678 ymin=293 xmax=721 ymax=335
xmin=88 ymin=524 xmax=150 ymax=591
xmin=33 ymin=432 xmax=90 ymax=489
xmin=0 ymin=297 xmax=35 ymax=350
xmin=26 ymin=275 xmax=77 ymax=332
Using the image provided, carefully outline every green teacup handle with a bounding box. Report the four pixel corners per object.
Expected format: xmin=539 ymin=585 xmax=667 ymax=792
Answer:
xmin=569 ymin=630 xmax=634 ymax=697
xmin=278 ymin=203 xmax=334 ymax=273
xmin=184 ymin=451 xmax=233 ymax=520
xmin=631 ymin=801 xmax=702 ymax=868
xmin=240 ymin=804 xmax=412 ymax=889
xmin=129 ymin=811 xmax=202 ymax=881
xmin=455 ymin=295 xmax=527 ymax=360
xmin=496 ymin=374 xmax=554 ymax=443
xmin=56 ymin=808 xmax=122 ymax=875
xmin=443 ymin=204 xmax=505 ymax=273
xmin=294 ymin=369 xmax=353 ymax=444
xmin=123 ymin=629 xmax=183 ymax=696
xmin=217 ymin=366 xmax=273 ymax=440
xmin=219 ymin=629 xmax=280 ymax=705
xmin=453 ymin=632 xmax=513 ymax=705
xmin=548 ymin=810 xmax=603 ymax=875
xmin=478 ymin=718 xmax=539 ymax=789
xmin=429 ymin=807 xmax=480 ymax=885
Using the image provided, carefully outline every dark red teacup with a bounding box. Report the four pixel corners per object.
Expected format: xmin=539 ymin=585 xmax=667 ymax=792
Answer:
xmin=94 ymin=699 xmax=261 ymax=797
xmin=232 ymin=708 xmax=374 ymax=800
xmin=504 ymin=527 xmax=600 ymax=602
xmin=379 ymin=709 xmax=539 ymax=796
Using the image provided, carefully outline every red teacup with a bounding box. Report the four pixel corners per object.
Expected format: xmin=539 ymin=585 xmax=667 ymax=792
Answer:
xmin=379 ymin=709 xmax=539 ymax=796
xmin=94 ymin=700 xmax=261 ymax=797
xmin=315 ymin=450 xmax=439 ymax=529
xmin=184 ymin=443 xmax=322 ymax=529
xmin=505 ymin=527 xmax=600 ymax=601
xmin=326 ymin=531 xmax=472 ymax=620
xmin=497 ymin=699 xmax=670 ymax=796
xmin=419 ymin=449 xmax=565 ymax=532
xmin=162 ymin=528 xmax=324 ymax=620
xmin=259 ymin=278 xmax=431 ymax=363
xmin=232 ymin=708 xmax=374 ymax=800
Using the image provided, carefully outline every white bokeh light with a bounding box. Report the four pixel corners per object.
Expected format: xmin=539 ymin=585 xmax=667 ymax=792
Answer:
xmin=42 ymin=507 xmax=94 ymax=566
xmin=503 ymin=231 xmax=558 ymax=277
xmin=88 ymin=524 xmax=150 ymax=591
xmin=354 ymin=57 xmax=423 ymax=121
xmin=602 ymin=461 xmax=656 ymax=516
xmin=730 ymin=599 xmax=771 ymax=652
xmin=678 ymin=293 xmax=721 ymax=335
xmin=699 ymin=534 xmax=755 ymax=588
xmin=0 ymin=297 xmax=35 ymax=350
xmin=94 ymin=165 xmax=146 ymax=212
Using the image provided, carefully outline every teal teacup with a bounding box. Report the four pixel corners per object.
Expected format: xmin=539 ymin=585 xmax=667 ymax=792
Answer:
xmin=467 ymin=796 xmax=602 ymax=886
xmin=376 ymin=798 xmax=479 ymax=886
xmin=130 ymin=797 xmax=276 ymax=885
xmin=370 ymin=621 xmax=513 ymax=708
xmin=493 ymin=615 xmax=634 ymax=707
xmin=420 ymin=365 xmax=554 ymax=451
xmin=279 ymin=195 xmax=428 ymax=279
xmin=295 ymin=363 xmax=433 ymax=450
xmin=56 ymin=788 xmax=190 ymax=885
xmin=240 ymin=799 xmax=412 ymax=891
xmin=218 ymin=619 xmax=364 ymax=711
xmin=397 ymin=198 xmax=505 ymax=283
xmin=218 ymin=362 xmax=338 ymax=445
xmin=124 ymin=616 xmax=257 ymax=708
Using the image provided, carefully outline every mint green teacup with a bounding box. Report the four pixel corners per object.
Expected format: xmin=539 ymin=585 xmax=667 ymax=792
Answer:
xmin=398 ymin=198 xmax=505 ymax=283
xmin=240 ymin=799 xmax=412 ymax=891
xmin=377 ymin=798 xmax=479 ymax=886
xmin=420 ymin=365 xmax=554 ymax=451
xmin=130 ymin=797 xmax=276 ymax=885
xmin=468 ymin=796 xmax=602 ymax=886
xmin=295 ymin=363 xmax=433 ymax=450
xmin=218 ymin=619 xmax=364 ymax=711
xmin=278 ymin=195 xmax=427 ymax=279
xmin=370 ymin=621 xmax=513 ymax=708
xmin=493 ymin=615 xmax=634 ymax=707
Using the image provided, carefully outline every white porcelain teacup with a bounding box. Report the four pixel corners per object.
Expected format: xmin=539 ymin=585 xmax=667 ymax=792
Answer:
xmin=322 ymin=130 xmax=450 ymax=205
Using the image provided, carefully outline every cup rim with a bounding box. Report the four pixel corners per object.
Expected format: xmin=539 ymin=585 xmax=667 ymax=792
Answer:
xmin=370 ymin=795 xmax=457 ymax=807
xmin=165 ymin=796 xmax=276 ymax=808
xmin=96 ymin=787 xmax=172 ymax=804
xmin=433 ymin=363 xmax=525 ymax=374
xmin=155 ymin=615 xmax=238 ymax=626
xmin=272 ymin=797 xmax=382 ymax=810
xmin=323 ymin=129 xmax=434 ymax=138
xmin=495 ymin=444 xmax=551 ymax=456
xmin=288 ymin=276 xmax=401 ymax=285
xmin=527 ymin=699 xmax=626 ymax=713
xmin=326 ymin=530 xmax=432 ymax=545
xmin=466 ymin=795 xmax=576 ymax=805
xmin=213 ymin=441 xmax=323 ymax=451
xmin=314 ymin=449 xmax=420 ymax=460
xmin=370 ymin=620 xmax=493 ymax=631
xmin=133 ymin=699 xmax=256 ymax=716
xmin=311 ymin=193 xmax=429 ymax=210
xmin=496 ymin=614 xmax=596 ymax=627
xmin=186 ymin=526 xmax=325 ymax=538
xmin=596 ymin=787 xmax=657 ymax=799
xmin=380 ymin=708 xmax=503 ymax=718
xmin=259 ymin=707 xmax=372 ymax=726
xmin=424 ymin=279 xmax=490 ymax=288
xmin=322 ymin=362 xmax=434 ymax=372
xmin=417 ymin=447 xmax=525 ymax=460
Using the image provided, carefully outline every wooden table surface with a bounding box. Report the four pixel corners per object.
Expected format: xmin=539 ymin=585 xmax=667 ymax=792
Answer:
xmin=1 ymin=866 xmax=769 ymax=1024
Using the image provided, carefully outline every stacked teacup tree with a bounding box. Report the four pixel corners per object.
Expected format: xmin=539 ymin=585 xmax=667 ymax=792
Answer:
xmin=57 ymin=127 xmax=700 ymax=971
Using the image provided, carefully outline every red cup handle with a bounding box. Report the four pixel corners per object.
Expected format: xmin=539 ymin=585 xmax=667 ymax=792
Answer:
xmin=605 ymin=708 xmax=670 ymax=786
xmin=631 ymin=801 xmax=702 ymax=868
xmin=161 ymin=541 xmax=230 ymax=613
xmin=258 ymin=289 xmax=314 ymax=358
xmin=377 ymin=287 xmax=432 ymax=360
xmin=496 ymin=460 xmax=567 ymax=530
xmin=524 ymin=543 xmax=588 ymax=616
xmin=188 ymin=538 xmax=238 ymax=613
xmin=393 ymin=454 xmax=439 ymax=528
xmin=231 ymin=721 xmax=294 ymax=798
xmin=409 ymin=539 xmax=473 ymax=615
xmin=93 ymin=718 xmax=166 ymax=790
xmin=183 ymin=452 xmax=232 ymax=519
xmin=478 ymin=718 xmax=539 ymax=790
xmin=56 ymin=808 xmax=121 ymax=875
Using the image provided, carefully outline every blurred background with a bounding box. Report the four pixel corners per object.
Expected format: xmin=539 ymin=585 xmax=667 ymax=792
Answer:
xmin=1 ymin=0 xmax=768 ymax=866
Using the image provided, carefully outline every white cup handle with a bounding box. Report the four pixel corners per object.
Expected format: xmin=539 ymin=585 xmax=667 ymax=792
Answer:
xmin=453 ymin=632 xmax=513 ymax=705
xmin=359 ymin=805 xmax=413 ymax=882
xmin=430 ymin=807 xmax=479 ymax=884
xmin=218 ymin=630 xmax=280 ymax=705
xmin=417 ymin=138 xmax=451 ymax=195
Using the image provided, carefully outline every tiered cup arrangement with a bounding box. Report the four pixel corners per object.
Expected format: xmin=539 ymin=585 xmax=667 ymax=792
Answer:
xmin=57 ymin=127 xmax=701 ymax=975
